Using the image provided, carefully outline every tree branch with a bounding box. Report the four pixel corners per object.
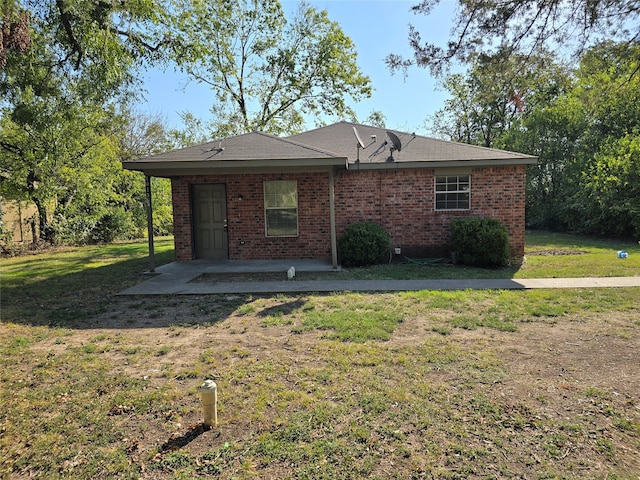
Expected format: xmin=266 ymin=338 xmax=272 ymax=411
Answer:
xmin=112 ymin=28 xmax=171 ymax=52
xmin=55 ymin=0 xmax=83 ymax=70
xmin=0 ymin=140 xmax=23 ymax=155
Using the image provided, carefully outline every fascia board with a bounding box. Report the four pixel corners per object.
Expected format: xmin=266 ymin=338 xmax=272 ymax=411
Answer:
xmin=347 ymin=157 xmax=538 ymax=170
xmin=123 ymin=157 xmax=348 ymax=175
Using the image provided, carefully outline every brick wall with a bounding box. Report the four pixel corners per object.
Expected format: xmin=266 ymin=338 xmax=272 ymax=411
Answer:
xmin=171 ymin=173 xmax=332 ymax=261
xmin=333 ymin=166 xmax=527 ymax=260
xmin=471 ymin=166 xmax=527 ymax=260
xmin=170 ymin=165 xmax=527 ymax=262
xmin=170 ymin=178 xmax=192 ymax=261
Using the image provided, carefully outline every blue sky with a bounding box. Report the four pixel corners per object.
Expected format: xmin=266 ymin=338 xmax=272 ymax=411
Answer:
xmin=139 ymin=0 xmax=459 ymax=135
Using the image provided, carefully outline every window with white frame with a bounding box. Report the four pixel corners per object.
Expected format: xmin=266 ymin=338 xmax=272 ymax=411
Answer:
xmin=264 ymin=180 xmax=298 ymax=236
xmin=435 ymin=175 xmax=470 ymax=210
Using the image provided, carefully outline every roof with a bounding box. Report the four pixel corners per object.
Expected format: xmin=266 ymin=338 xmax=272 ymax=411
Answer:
xmin=123 ymin=121 xmax=536 ymax=176
xmin=289 ymin=121 xmax=537 ymax=169
xmin=122 ymin=131 xmax=345 ymax=176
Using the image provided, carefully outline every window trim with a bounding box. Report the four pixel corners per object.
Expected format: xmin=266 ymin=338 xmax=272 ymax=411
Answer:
xmin=435 ymin=174 xmax=471 ymax=211
xmin=264 ymin=180 xmax=299 ymax=237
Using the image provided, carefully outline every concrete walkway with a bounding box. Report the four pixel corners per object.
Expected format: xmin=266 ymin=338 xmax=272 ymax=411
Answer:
xmin=118 ymin=260 xmax=640 ymax=295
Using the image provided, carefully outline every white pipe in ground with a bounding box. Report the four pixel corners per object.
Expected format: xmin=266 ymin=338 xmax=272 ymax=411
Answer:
xmin=199 ymin=379 xmax=218 ymax=427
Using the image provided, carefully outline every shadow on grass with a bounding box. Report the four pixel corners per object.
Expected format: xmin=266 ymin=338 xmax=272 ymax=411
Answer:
xmin=158 ymin=423 xmax=220 ymax=455
xmin=3 ymin=257 xmax=135 ymax=326
xmin=1 ymin=242 xmax=220 ymax=329
xmin=1 ymin=243 xmax=524 ymax=330
xmin=1 ymin=250 xmax=258 ymax=329
xmin=257 ymin=299 xmax=307 ymax=318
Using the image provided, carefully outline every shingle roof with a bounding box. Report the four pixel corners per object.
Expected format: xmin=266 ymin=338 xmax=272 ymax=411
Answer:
xmin=123 ymin=121 xmax=536 ymax=176
xmin=289 ymin=121 xmax=537 ymax=167
xmin=133 ymin=131 xmax=340 ymax=162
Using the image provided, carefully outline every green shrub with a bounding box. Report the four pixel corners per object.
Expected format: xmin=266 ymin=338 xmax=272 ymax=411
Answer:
xmin=450 ymin=217 xmax=510 ymax=267
xmin=0 ymin=220 xmax=30 ymax=256
xmin=45 ymin=208 xmax=135 ymax=245
xmin=91 ymin=208 xmax=135 ymax=244
xmin=153 ymin=203 xmax=174 ymax=236
xmin=338 ymin=221 xmax=390 ymax=267
xmin=45 ymin=214 xmax=96 ymax=245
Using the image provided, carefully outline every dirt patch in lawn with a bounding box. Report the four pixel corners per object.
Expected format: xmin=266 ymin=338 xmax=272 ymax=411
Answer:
xmin=527 ymin=249 xmax=588 ymax=255
xmin=8 ymin=295 xmax=640 ymax=479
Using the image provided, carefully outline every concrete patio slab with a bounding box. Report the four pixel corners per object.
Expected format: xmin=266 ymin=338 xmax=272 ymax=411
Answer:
xmin=118 ymin=260 xmax=640 ymax=295
xmin=119 ymin=259 xmax=338 ymax=295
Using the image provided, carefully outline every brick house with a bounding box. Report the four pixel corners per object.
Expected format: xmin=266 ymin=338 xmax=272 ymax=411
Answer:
xmin=123 ymin=121 xmax=536 ymax=267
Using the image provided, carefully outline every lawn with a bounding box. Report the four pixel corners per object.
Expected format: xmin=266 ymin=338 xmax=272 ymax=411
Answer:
xmin=1 ymin=233 xmax=639 ymax=479
xmin=293 ymin=230 xmax=640 ymax=280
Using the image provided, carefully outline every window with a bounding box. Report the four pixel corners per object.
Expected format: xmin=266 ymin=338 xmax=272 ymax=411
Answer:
xmin=435 ymin=175 xmax=470 ymax=210
xmin=264 ymin=180 xmax=298 ymax=236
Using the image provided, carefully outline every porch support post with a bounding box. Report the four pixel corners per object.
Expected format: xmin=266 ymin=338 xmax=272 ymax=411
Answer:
xmin=145 ymin=174 xmax=156 ymax=272
xmin=329 ymin=168 xmax=338 ymax=269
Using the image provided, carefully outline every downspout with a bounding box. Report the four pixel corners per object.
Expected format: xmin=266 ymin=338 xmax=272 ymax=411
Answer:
xmin=145 ymin=174 xmax=156 ymax=272
xmin=329 ymin=168 xmax=338 ymax=270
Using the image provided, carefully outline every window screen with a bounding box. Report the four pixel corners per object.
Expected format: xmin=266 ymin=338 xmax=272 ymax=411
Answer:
xmin=264 ymin=180 xmax=298 ymax=236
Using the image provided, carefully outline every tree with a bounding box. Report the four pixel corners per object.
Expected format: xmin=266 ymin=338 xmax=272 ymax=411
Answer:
xmin=387 ymin=0 xmax=640 ymax=76
xmin=1 ymin=0 xmax=173 ymax=244
xmin=564 ymin=42 xmax=640 ymax=236
xmin=0 ymin=2 xmax=30 ymax=69
xmin=500 ymin=97 xmax=587 ymax=229
xmin=1 ymin=0 xmax=170 ymax=101
xmin=169 ymin=112 xmax=211 ymax=149
xmin=573 ymin=42 xmax=640 ymax=150
xmin=365 ymin=111 xmax=387 ymax=128
xmin=115 ymin=109 xmax=175 ymax=237
xmin=428 ymin=50 xmax=571 ymax=147
xmin=578 ymin=133 xmax=640 ymax=238
xmin=169 ymin=0 xmax=371 ymax=137
xmin=0 ymin=96 xmax=122 ymax=243
xmin=428 ymin=40 xmax=640 ymax=236
xmin=499 ymin=41 xmax=640 ymax=235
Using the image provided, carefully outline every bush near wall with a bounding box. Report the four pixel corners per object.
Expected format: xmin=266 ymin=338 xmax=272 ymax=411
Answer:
xmin=451 ymin=217 xmax=510 ymax=267
xmin=338 ymin=221 xmax=391 ymax=267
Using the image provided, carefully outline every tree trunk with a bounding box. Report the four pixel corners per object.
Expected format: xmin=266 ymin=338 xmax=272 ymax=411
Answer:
xmin=32 ymin=196 xmax=49 ymax=242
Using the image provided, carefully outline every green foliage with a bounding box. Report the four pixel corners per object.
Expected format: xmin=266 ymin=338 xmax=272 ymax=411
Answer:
xmin=168 ymin=0 xmax=371 ymax=136
xmin=1 ymin=0 xmax=170 ymax=100
xmin=338 ymin=221 xmax=390 ymax=268
xmin=152 ymin=199 xmax=174 ymax=237
xmin=450 ymin=217 xmax=510 ymax=267
xmin=1 ymin=102 xmax=174 ymax=245
xmin=442 ymin=41 xmax=640 ymax=239
xmin=500 ymin=96 xmax=586 ymax=230
xmin=579 ymin=132 xmax=640 ymax=238
xmin=0 ymin=2 xmax=175 ymax=248
xmin=561 ymin=43 xmax=640 ymax=237
xmin=427 ymin=49 xmax=585 ymax=232
xmin=389 ymin=0 xmax=639 ymax=76
xmin=428 ymin=50 xmax=569 ymax=147
xmin=1 ymin=238 xmax=175 ymax=326
xmin=91 ymin=208 xmax=136 ymax=244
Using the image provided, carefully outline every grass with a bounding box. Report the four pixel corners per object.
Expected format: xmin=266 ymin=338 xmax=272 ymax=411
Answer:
xmin=292 ymin=230 xmax=640 ymax=281
xmin=1 ymin=237 xmax=174 ymax=326
xmin=520 ymin=231 xmax=640 ymax=278
xmin=1 ymin=232 xmax=639 ymax=479
xmin=191 ymin=231 xmax=640 ymax=284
